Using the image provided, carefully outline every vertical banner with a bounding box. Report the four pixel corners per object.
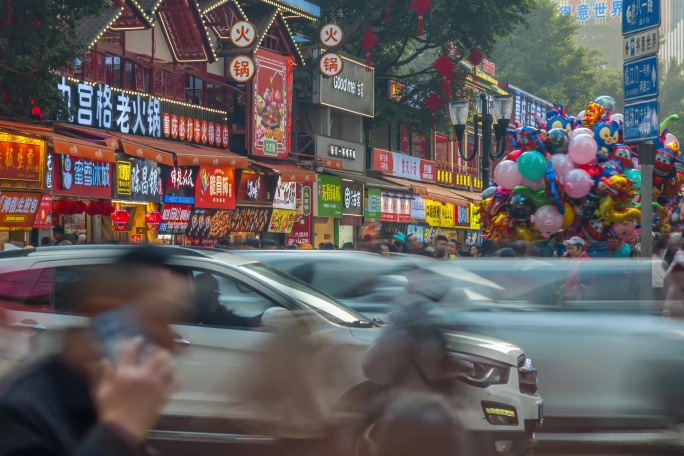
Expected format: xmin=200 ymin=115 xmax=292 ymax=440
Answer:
xmin=286 ymin=183 xmax=313 ymax=246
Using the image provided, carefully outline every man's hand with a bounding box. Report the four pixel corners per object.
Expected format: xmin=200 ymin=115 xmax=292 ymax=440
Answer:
xmin=95 ymin=338 xmax=178 ymax=443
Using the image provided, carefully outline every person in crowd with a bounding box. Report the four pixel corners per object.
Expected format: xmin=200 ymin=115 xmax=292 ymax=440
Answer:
xmin=481 ymin=239 xmax=496 ymax=257
xmin=372 ymin=242 xmax=390 ymax=257
xmin=322 ymin=242 xmax=335 ymax=250
xmin=459 ymin=244 xmax=472 ymax=257
xmin=215 ymin=238 xmax=231 ymax=250
xmin=388 ymin=243 xmax=399 ymax=253
xmin=495 ymin=248 xmax=515 ymax=258
xmin=286 ymin=244 xmax=298 ymax=250
xmin=653 ymin=234 xmax=668 ymax=299
xmin=299 ymin=243 xmax=313 ymax=250
xmin=77 ymin=234 xmax=87 ymax=245
xmin=447 ymin=239 xmax=460 ymax=259
xmin=242 ymin=239 xmax=260 ymax=250
xmin=0 ymin=247 xmax=189 ymax=456
xmin=194 ymin=273 xmax=261 ymax=327
xmin=58 ymin=240 xmax=73 ymax=246
xmin=52 ymin=225 xmax=65 ymax=244
xmin=342 ymin=242 xmax=355 ymax=251
xmin=318 ymin=242 xmax=326 ymax=250
xmin=404 ymin=233 xmax=423 ymax=254
xmin=40 ymin=236 xmax=54 ymax=247
xmin=562 ymin=236 xmax=592 ymax=302
xmin=663 ymin=239 xmax=684 ymax=317
xmin=433 ymin=235 xmax=449 ymax=260
xmin=511 ymin=240 xmax=528 ymax=257
xmin=62 ymin=234 xmax=78 ymax=245
xmin=261 ymin=239 xmax=277 ymax=250
xmin=469 ymin=245 xmax=482 ymax=257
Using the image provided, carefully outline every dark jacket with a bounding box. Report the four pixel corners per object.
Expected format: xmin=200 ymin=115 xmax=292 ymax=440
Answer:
xmin=0 ymin=356 xmax=147 ymax=456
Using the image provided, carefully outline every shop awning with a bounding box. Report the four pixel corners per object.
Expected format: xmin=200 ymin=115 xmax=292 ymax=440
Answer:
xmin=51 ymin=134 xmax=117 ymax=162
xmin=53 ymin=124 xmax=120 ymax=149
xmin=107 ymin=133 xmax=175 ymax=167
xmin=382 ymin=176 xmax=468 ymax=207
xmin=324 ymin=169 xmax=410 ymax=192
xmin=450 ymin=188 xmax=482 ymax=204
xmin=250 ymin=160 xmax=316 ymax=183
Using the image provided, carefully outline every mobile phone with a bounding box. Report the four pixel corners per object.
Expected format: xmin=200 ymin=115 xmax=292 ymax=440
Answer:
xmin=91 ymin=307 xmax=152 ymax=364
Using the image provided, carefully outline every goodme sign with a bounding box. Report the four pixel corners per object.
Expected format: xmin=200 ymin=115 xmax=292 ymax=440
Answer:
xmin=315 ymin=56 xmax=374 ymax=118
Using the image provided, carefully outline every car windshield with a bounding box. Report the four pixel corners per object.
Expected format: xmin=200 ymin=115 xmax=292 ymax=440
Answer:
xmin=239 ymin=262 xmax=372 ymax=326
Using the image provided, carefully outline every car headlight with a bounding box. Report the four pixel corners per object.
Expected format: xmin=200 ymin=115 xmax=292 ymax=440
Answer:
xmin=447 ymin=352 xmax=510 ymax=388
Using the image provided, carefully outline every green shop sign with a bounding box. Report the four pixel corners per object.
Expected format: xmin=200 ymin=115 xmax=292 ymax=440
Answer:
xmin=316 ymin=175 xmax=342 ymax=217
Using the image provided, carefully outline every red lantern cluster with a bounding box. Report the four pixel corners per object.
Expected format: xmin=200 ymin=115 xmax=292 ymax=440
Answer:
xmin=85 ymin=202 xmax=115 ymax=216
xmin=360 ymin=28 xmax=379 ymax=70
xmin=424 ymin=92 xmax=444 ymax=130
xmin=433 ymin=55 xmax=455 ymax=100
xmin=111 ymin=209 xmax=130 ymax=231
xmin=52 ymin=199 xmax=87 ymax=215
xmin=145 ymin=211 xmax=162 ymax=231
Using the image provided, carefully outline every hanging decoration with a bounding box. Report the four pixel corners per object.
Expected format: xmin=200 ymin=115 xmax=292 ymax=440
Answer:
xmin=468 ymin=48 xmax=483 ymax=83
xmin=385 ymin=0 xmax=394 ymax=27
xmin=112 ymin=209 xmax=130 ymax=231
xmin=145 ymin=211 xmax=163 ymax=231
xmin=433 ymin=55 xmax=455 ymax=100
xmin=72 ymin=200 xmax=87 ymax=214
xmin=409 ymin=0 xmax=432 ymax=36
xmin=360 ymin=27 xmax=379 ymax=70
xmin=424 ymin=92 xmax=443 ymax=130
xmin=53 ymin=199 xmax=72 ymax=215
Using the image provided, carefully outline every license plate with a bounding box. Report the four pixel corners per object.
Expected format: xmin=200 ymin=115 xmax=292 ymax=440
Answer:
xmin=539 ymin=402 xmax=544 ymax=426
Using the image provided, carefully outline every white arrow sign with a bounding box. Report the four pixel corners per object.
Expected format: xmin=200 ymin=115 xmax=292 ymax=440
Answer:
xmin=623 ymin=28 xmax=660 ymax=61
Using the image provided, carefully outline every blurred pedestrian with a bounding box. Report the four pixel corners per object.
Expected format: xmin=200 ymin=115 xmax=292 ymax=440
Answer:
xmin=0 ymin=247 xmax=190 ymax=456
xmin=481 ymin=239 xmax=496 ymax=257
xmin=342 ymin=242 xmax=355 ymax=251
xmin=322 ymin=242 xmax=335 ymax=250
xmin=261 ymin=239 xmax=277 ymax=250
xmin=664 ymin=239 xmax=684 ymax=317
xmin=318 ymin=242 xmax=326 ymax=250
xmin=52 ymin=225 xmax=65 ymax=244
xmin=495 ymin=248 xmax=515 ymax=258
xmin=372 ymin=242 xmax=390 ymax=257
xmin=511 ymin=241 xmax=528 ymax=257
xmin=404 ymin=233 xmax=423 ymax=254
xmin=469 ymin=245 xmax=482 ymax=257
xmin=299 ymin=243 xmax=313 ymax=250
xmin=40 ymin=236 xmax=54 ymax=247
xmin=653 ymin=234 xmax=667 ymax=298
xmin=561 ymin=237 xmax=592 ymax=302
xmin=447 ymin=239 xmax=459 ymax=259
xmin=242 ymin=238 xmax=260 ymax=250
xmin=433 ymin=235 xmax=449 ymax=260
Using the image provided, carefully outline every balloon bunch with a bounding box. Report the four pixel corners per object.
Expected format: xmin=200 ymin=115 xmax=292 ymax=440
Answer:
xmin=477 ymin=96 xmax=679 ymax=257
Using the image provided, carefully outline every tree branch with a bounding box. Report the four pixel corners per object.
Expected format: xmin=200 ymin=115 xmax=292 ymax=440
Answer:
xmin=377 ymin=36 xmax=411 ymax=76
xmin=394 ymin=43 xmax=440 ymax=68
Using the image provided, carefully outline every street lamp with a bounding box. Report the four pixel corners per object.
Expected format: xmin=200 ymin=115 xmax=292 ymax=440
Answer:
xmin=449 ymin=92 xmax=512 ymax=189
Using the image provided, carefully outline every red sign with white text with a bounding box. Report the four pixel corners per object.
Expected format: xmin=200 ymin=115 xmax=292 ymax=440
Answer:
xmin=53 ymin=154 xmax=112 ymax=198
xmin=194 ymin=166 xmax=236 ymax=209
xmin=372 ymin=149 xmax=436 ymax=183
xmin=33 ymin=195 xmax=53 ymax=229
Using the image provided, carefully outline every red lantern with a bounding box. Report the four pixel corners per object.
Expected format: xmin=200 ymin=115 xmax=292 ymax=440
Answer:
xmin=409 ymin=0 xmax=432 ymax=36
xmin=433 ymin=55 xmax=455 ymax=100
xmin=468 ymin=48 xmax=483 ymax=66
xmin=145 ymin=210 xmax=162 ymax=231
xmin=360 ymin=27 xmax=379 ymax=70
xmin=72 ymin=200 xmax=87 ymax=214
xmin=101 ymin=203 xmax=115 ymax=216
xmin=111 ymin=209 xmax=130 ymax=231
xmin=385 ymin=0 xmax=394 ymax=27
xmin=424 ymin=92 xmax=443 ymax=130
xmin=53 ymin=199 xmax=70 ymax=214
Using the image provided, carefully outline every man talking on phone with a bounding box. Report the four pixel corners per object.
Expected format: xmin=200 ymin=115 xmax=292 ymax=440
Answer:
xmin=0 ymin=247 xmax=192 ymax=456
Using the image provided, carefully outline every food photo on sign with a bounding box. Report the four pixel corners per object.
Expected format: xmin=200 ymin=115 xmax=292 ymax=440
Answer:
xmin=187 ymin=208 xmax=215 ymax=238
xmin=253 ymin=49 xmax=292 ymax=159
xmin=209 ymin=207 xmax=271 ymax=237
xmin=194 ymin=166 xmax=236 ymax=210
xmin=268 ymin=208 xmax=301 ymax=233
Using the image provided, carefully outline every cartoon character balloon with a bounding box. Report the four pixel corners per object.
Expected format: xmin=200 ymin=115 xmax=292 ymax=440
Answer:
xmin=531 ymin=205 xmax=563 ymax=237
xmin=545 ymin=103 xmax=572 ymax=135
xmin=593 ymin=114 xmax=621 ymax=160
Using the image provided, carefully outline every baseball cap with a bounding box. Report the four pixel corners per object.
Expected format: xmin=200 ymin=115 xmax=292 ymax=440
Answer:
xmin=563 ymin=236 xmax=586 ymax=247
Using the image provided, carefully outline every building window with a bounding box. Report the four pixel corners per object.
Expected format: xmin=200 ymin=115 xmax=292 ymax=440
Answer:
xmin=186 ymin=74 xmax=203 ymax=105
xmin=105 ymin=56 xmax=122 ymax=88
xmin=207 ymin=83 xmax=226 ymax=111
xmin=125 ymin=60 xmax=134 ymax=90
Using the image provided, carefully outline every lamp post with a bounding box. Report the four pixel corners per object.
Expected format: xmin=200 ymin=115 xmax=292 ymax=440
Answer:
xmin=449 ymin=92 xmax=513 ymax=189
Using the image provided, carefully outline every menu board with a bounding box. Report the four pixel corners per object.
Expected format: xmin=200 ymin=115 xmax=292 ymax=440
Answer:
xmin=187 ymin=208 xmax=215 ymax=238
xmin=267 ymin=208 xmax=300 ymax=233
xmin=209 ymin=207 xmax=271 ymax=236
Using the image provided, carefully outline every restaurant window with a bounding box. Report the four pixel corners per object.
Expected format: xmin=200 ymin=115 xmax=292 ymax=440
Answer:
xmin=186 ymin=74 xmax=204 ymax=105
xmin=124 ymin=60 xmax=134 ymax=90
xmin=105 ymin=56 xmax=122 ymax=88
xmin=207 ymin=83 xmax=226 ymax=111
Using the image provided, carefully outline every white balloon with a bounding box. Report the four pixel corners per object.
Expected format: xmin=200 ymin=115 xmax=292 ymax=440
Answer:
xmin=610 ymin=113 xmax=623 ymax=124
xmin=576 ymin=110 xmax=586 ymax=121
xmin=570 ymin=128 xmax=593 ymax=139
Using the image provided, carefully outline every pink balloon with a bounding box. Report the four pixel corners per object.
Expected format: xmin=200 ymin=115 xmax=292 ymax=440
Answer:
xmin=531 ymin=205 xmax=563 ymax=237
xmin=521 ymin=177 xmax=544 ymax=190
xmin=570 ymin=128 xmax=592 ymax=139
xmin=563 ymin=169 xmax=593 ymax=198
xmin=568 ymin=135 xmax=598 ymax=165
xmin=551 ymin=154 xmax=574 ymax=179
xmin=493 ymin=160 xmax=522 ymax=190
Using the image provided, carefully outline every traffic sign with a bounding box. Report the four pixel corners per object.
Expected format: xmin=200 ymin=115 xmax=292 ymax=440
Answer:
xmin=623 ymin=28 xmax=660 ymax=61
xmin=623 ymin=54 xmax=658 ymax=101
xmin=319 ymin=52 xmax=343 ymax=77
xmin=230 ymin=21 xmax=256 ymax=48
xmin=624 ymin=99 xmax=659 ymax=142
xmin=622 ymin=0 xmax=660 ymax=36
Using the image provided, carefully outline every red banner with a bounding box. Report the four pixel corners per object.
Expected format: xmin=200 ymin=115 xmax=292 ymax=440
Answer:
xmin=159 ymin=204 xmax=192 ymax=235
xmin=33 ymin=195 xmax=53 ymax=229
xmin=372 ymin=149 xmax=436 ymax=183
xmin=0 ymin=135 xmax=46 ymax=189
xmin=53 ymin=154 xmax=113 ymax=198
xmin=194 ymin=166 xmax=236 ymax=209
xmin=0 ymin=191 xmax=42 ymax=231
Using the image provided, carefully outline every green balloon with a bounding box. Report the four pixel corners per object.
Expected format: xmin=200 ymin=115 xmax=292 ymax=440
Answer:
xmin=517 ymin=151 xmax=547 ymax=180
xmin=624 ymin=169 xmax=642 ymax=194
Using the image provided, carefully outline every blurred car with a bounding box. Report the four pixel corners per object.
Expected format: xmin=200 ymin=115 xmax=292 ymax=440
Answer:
xmin=0 ymin=246 xmax=541 ymax=456
xmin=238 ymin=250 xmax=684 ymax=444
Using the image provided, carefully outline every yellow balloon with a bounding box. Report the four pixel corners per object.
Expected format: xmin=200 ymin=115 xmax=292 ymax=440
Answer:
xmin=516 ymin=225 xmax=534 ymax=241
xmin=562 ymin=202 xmax=575 ymax=227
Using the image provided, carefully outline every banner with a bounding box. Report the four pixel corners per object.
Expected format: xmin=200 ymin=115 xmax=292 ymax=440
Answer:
xmin=114 ymin=158 xmax=161 ymax=202
xmin=469 ymin=202 xmax=481 ymax=230
xmin=33 ymin=195 xmax=53 ymax=229
xmin=273 ymin=178 xmax=297 ymax=209
xmin=316 ymin=175 xmax=342 ymax=217
xmin=187 ymin=208 xmax=215 ymax=237
xmin=0 ymin=133 xmax=46 ymax=190
xmin=406 ymin=224 xmax=425 ymax=242
xmin=54 ymin=155 xmax=112 ymax=198
xmin=268 ymin=208 xmax=300 ymax=233
xmin=238 ymin=170 xmax=270 ymax=203
xmin=441 ymin=203 xmax=455 ymax=228
xmin=194 ymin=166 xmax=236 ymax=209
xmin=425 ymin=199 xmax=441 ymax=226
xmin=380 ymin=191 xmax=411 ymax=223
xmin=163 ymin=166 xmax=196 ymax=205
xmin=455 ymin=205 xmax=470 ymax=228
xmin=0 ymin=192 xmax=41 ymax=231
xmin=342 ymin=181 xmax=363 ymax=216
xmin=372 ymin=148 xmax=436 ymax=182
xmin=159 ymin=204 xmax=192 ymax=235
xmin=410 ymin=195 xmax=426 ymax=220
xmin=286 ymin=183 xmax=312 ymax=246
xmin=209 ymin=207 xmax=271 ymax=236
xmin=364 ymin=188 xmax=381 ymax=219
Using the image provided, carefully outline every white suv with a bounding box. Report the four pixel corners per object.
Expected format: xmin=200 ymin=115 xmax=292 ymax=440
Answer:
xmin=0 ymin=246 xmax=542 ymax=456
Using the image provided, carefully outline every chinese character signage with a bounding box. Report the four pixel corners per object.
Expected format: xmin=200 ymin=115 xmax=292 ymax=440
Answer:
xmin=187 ymin=208 xmax=215 ymax=237
xmin=380 ymin=192 xmax=411 ymax=223
xmin=194 ymin=166 xmax=236 ymax=209
xmin=252 ymin=50 xmax=292 ymax=159
xmin=505 ymin=84 xmax=553 ymax=128
xmin=163 ymin=166 xmax=195 ymax=205
xmin=364 ymin=188 xmax=381 ymax=219
xmin=315 ymin=135 xmax=365 ymax=172
xmin=33 ymin=195 xmax=53 ymax=229
xmin=558 ymin=1 xmax=623 ymax=24
xmin=268 ymin=208 xmax=300 ymax=233
xmin=0 ymin=133 xmax=46 ymax=190
xmin=441 ymin=203 xmax=455 ymax=228
xmin=209 ymin=208 xmax=271 ymax=235
xmin=159 ymin=204 xmax=192 ymax=235
xmin=273 ymin=178 xmax=297 ymax=210
xmin=315 ymin=56 xmax=374 ymax=117
xmin=57 ymin=77 xmax=228 ymax=149
xmin=372 ymin=149 xmax=437 ymax=183
xmin=286 ymin=183 xmax=313 ymax=246
xmin=342 ymin=181 xmax=363 ymax=216
xmin=0 ymin=191 xmax=41 ymax=230
xmin=54 ymin=155 xmax=112 ymax=198
xmin=455 ymin=205 xmax=470 ymax=227
xmin=114 ymin=159 xmax=161 ymax=202
xmin=425 ymin=200 xmax=441 ymax=226
xmin=319 ymin=53 xmax=343 ymax=77
xmin=469 ymin=202 xmax=480 ymax=230
xmin=399 ymin=126 xmax=429 ymax=159
xmin=237 ymin=170 xmax=269 ymax=202
xmin=316 ymin=175 xmax=342 ymax=217
xmin=411 ymin=196 xmax=426 ymax=220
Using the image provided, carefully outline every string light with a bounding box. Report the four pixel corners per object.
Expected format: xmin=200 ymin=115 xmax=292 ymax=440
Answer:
xmin=88 ymin=8 xmax=124 ymax=49
xmin=126 ymin=0 xmax=156 ymax=27
xmin=279 ymin=12 xmax=303 ymax=63
xmin=260 ymin=0 xmax=316 ymax=21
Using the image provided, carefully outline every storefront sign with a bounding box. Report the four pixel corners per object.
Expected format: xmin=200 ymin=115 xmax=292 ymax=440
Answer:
xmin=0 ymin=133 xmax=46 ymax=190
xmin=455 ymin=205 xmax=470 ymax=227
xmin=273 ymin=178 xmax=297 ymax=209
xmin=286 ymin=183 xmax=313 ymax=246
xmin=54 ymin=155 xmax=112 ymax=198
xmin=163 ymin=166 xmax=195 ymax=205
xmin=316 ymin=175 xmax=342 ymax=217
xmin=159 ymin=204 xmax=192 ymax=235
xmin=33 ymin=195 xmax=53 ymax=229
xmin=209 ymin=207 xmax=271 ymax=236
xmin=315 ymin=56 xmax=374 ymax=117
xmin=342 ymin=181 xmax=362 ymax=216
xmin=411 ymin=195 xmax=426 ymax=220
xmin=364 ymin=188 xmax=381 ymax=219
xmin=399 ymin=126 xmax=429 ymax=159
xmin=380 ymin=191 xmax=410 ymax=223
xmin=45 ymin=153 xmax=53 ymax=190
xmin=268 ymin=208 xmax=300 ymax=233
xmin=372 ymin=149 xmax=436 ymax=183
xmin=0 ymin=191 xmax=41 ymax=230
xmin=194 ymin=166 xmax=236 ymax=209
xmin=315 ymin=135 xmax=365 ymax=172
xmin=505 ymin=84 xmax=552 ymax=129
xmin=237 ymin=170 xmax=269 ymax=202
xmin=469 ymin=202 xmax=480 ymax=230
xmin=406 ymin=224 xmax=425 ymax=242
xmin=187 ymin=208 xmax=215 ymax=237
xmin=425 ymin=199 xmax=441 ymax=226
xmin=114 ymin=158 xmax=161 ymax=202
xmin=441 ymin=203 xmax=455 ymax=228
xmin=57 ymin=77 xmax=228 ymax=149
xmin=252 ymin=50 xmax=292 ymax=159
